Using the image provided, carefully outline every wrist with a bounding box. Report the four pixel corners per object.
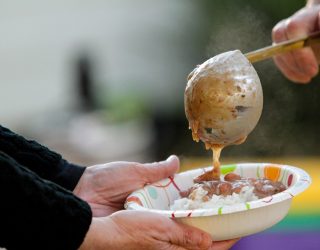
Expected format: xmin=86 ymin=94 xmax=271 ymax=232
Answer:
xmin=79 ymin=218 xmax=96 ymax=250
xmin=73 ymin=166 xmax=93 ymax=197
xmin=79 ymin=218 xmax=110 ymax=250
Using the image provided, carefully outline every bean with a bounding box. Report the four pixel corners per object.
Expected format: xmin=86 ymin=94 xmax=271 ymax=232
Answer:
xmin=218 ymin=182 xmax=232 ymax=196
xmin=224 ymin=173 xmax=241 ymax=182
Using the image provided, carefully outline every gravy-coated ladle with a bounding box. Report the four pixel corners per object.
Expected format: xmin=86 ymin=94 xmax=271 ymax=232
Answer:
xmin=185 ymin=31 xmax=320 ymax=149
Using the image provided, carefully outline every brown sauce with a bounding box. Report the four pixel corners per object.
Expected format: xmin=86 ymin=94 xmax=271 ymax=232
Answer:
xmin=180 ymin=173 xmax=286 ymax=201
xmin=190 ymin=117 xmax=248 ymax=182
xmin=193 ymin=145 xmax=223 ymax=182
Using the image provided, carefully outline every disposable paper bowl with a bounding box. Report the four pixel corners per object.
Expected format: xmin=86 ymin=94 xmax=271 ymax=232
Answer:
xmin=125 ymin=163 xmax=311 ymax=240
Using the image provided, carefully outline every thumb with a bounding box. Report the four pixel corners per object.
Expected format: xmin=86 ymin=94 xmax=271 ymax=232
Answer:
xmin=140 ymin=155 xmax=180 ymax=184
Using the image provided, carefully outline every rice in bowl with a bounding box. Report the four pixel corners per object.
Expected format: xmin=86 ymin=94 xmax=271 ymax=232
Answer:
xmin=171 ymin=185 xmax=258 ymax=210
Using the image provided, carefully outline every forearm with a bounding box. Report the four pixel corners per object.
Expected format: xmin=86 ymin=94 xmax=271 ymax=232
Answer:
xmin=307 ymin=0 xmax=320 ymax=7
xmin=0 ymin=125 xmax=85 ymax=190
xmin=0 ymin=152 xmax=92 ymax=250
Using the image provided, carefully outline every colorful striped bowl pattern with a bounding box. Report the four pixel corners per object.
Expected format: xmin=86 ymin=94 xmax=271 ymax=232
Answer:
xmin=125 ymin=163 xmax=311 ymax=218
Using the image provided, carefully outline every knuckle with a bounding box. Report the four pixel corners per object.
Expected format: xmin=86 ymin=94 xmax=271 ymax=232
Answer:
xmin=199 ymin=233 xmax=212 ymax=249
xmin=134 ymin=163 xmax=156 ymax=183
xmin=182 ymin=229 xmax=211 ymax=249
xmin=272 ymin=20 xmax=286 ymax=42
xmin=285 ymin=18 xmax=302 ymax=37
xmin=183 ymin=228 xmax=194 ymax=246
xmin=131 ymin=162 xmax=142 ymax=173
xmin=272 ymin=26 xmax=282 ymax=42
xmin=198 ymin=233 xmax=212 ymax=249
xmin=132 ymin=163 xmax=148 ymax=179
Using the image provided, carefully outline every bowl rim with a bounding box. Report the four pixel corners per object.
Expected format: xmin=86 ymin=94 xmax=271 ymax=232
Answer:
xmin=125 ymin=163 xmax=311 ymax=218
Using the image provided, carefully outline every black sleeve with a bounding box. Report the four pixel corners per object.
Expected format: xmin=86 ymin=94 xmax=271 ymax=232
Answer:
xmin=0 ymin=125 xmax=85 ymax=190
xmin=0 ymin=152 xmax=92 ymax=250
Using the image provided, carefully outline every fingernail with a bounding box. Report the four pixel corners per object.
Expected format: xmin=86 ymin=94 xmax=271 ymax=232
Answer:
xmin=166 ymin=155 xmax=176 ymax=162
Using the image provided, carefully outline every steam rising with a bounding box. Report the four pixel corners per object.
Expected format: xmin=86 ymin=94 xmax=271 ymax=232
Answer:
xmin=206 ymin=6 xmax=269 ymax=57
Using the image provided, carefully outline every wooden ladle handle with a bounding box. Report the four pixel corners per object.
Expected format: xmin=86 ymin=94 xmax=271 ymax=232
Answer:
xmin=245 ymin=31 xmax=320 ymax=63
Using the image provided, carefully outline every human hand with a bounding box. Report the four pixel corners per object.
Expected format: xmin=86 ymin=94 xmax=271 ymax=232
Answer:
xmin=74 ymin=155 xmax=179 ymax=217
xmin=79 ymin=210 xmax=239 ymax=250
xmin=272 ymin=5 xmax=320 ymax=83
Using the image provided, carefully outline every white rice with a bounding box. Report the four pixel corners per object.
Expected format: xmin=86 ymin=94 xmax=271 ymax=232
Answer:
xmin=170 ymin=186 xmax=258 ymax=210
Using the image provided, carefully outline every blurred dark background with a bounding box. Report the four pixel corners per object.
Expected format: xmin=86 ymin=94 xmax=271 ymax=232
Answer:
xmin=1 ymin=0 xmax=319 ymax=165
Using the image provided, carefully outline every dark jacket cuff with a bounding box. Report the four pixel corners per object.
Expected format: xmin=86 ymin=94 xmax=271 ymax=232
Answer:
xmin=55 ymin=159 xmax=86 ymax=190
